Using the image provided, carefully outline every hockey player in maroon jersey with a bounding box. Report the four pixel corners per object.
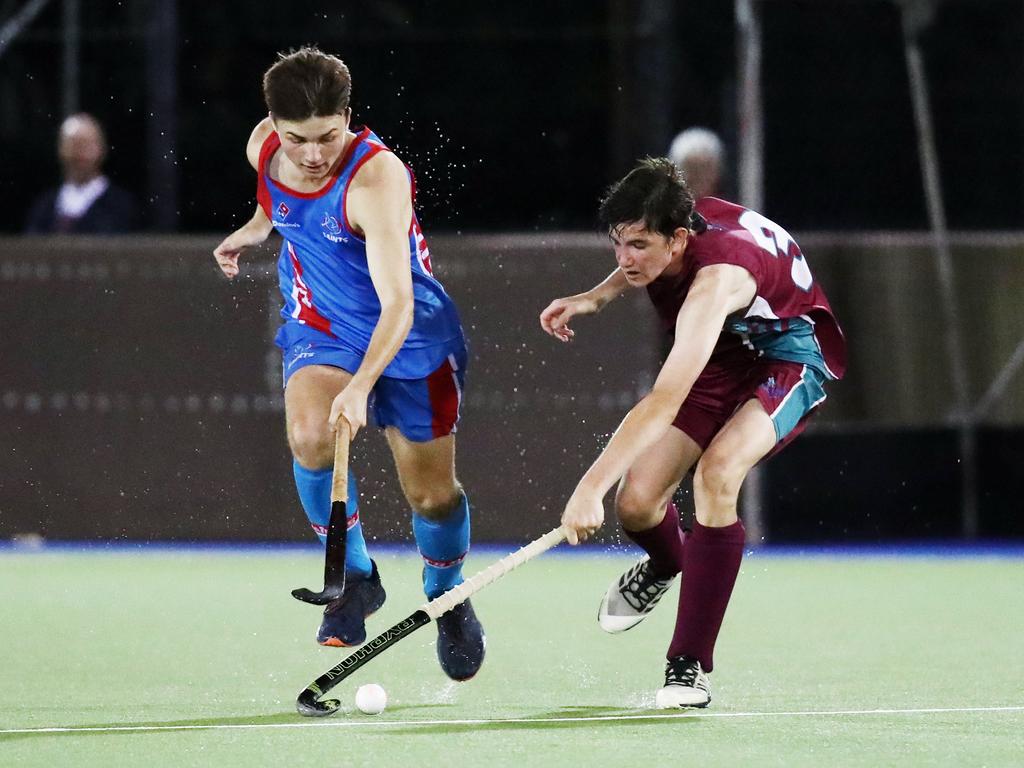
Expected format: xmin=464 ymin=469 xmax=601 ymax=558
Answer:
xmin=539 ymin=158 xmax=846 ymax=708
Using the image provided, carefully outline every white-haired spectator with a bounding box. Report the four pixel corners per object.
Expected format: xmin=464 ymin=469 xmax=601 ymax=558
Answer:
xmin=25 ymin=113 xmax=138 ymax=234
xmin=668 ymin=127 xmax=725 ymax=201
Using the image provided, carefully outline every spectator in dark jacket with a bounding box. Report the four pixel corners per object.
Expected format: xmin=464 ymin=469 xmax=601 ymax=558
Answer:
xmin=25 ymin=113 xmax=138 ymax=234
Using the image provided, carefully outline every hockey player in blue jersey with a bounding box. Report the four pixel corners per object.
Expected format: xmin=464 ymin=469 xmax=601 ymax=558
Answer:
xmin=213 ymin=47 xmax=484 ymax=681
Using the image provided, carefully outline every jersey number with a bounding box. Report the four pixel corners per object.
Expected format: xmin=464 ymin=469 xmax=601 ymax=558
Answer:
xmin=738 ymin=210 xmax=813 ymax=291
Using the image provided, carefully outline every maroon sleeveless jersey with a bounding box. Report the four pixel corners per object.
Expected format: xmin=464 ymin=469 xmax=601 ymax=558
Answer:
xmin=646 ymin=198 xmax=846 ymax=380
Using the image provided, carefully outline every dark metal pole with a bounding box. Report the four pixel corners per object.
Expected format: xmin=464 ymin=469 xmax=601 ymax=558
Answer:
xmin=900 ymin=0 xmax=978 ymax=538
xmin=735 ymin=0 xmax=764 ymax=211
xmin=635 ymin=0 xmax=675 ymax=157
xmin=736 ymin=0 xmax=766 ymax=545
xmin=608 ymin=0 xmax=631 ymax=176
xmin=146 ymin=0 xmax=179 ymax=231
xmin=607 ymin=0 xmax=675 ymax=177
xmin=0 ymin=0 xmax=54 ymax=60
xmin=61 ymin=0 xmax=79 ymax=116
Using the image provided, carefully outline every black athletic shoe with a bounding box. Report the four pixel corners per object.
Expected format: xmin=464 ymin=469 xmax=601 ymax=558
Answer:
xmin=435 ymin=599 xmax=486 ymax=681
xmin=655 ymin=655 xmax=711 ymax=708
xmin=316 ymin=561 xmax=386 ymax=647
xmin=598 ymin=556 xmax=677 ymax=633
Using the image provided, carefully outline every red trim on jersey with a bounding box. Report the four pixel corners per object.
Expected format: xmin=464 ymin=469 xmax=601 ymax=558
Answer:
xmin=286 ymin=242 xmax=333 ymax=335
xmin=407 ymin=164 xmax=418 ymax=205
xmin=341 ymin=142 xmax=387 ymax=234
xmin=404 ymin=165 xmax=433 ymax=273
xmin=264 ymin=127 xmax=371 ymax=200
xmin=256 ymin=131 xmax=280 ymax=218
xmin=339 ymin=126 xmax=372 ymax=172
xmin=426 ymin=357 xmax=460 ymax=439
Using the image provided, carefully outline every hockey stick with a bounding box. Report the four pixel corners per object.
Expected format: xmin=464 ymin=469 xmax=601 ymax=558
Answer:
xmin=295 ymin=525 xmax=568 ymax=717
xmin=291 ymin=419 xmax=351 ymax=605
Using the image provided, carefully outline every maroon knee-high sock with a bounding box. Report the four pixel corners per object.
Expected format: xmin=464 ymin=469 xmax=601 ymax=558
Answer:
xmin=623 ymin=502 xmax=686 ymax=578
xmin=668 ymin=518 xmax=745 ymax=672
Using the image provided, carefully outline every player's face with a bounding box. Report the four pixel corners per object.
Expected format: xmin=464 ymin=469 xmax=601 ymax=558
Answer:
xmin=274 ymin=112 xmax=351 ymax=182
xmin=608 ymin=221 xmax=688 ymax=286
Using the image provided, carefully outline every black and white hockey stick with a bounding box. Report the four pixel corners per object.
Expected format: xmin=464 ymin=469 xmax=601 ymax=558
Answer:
xmin=291 ymin=420 xmax=351 ymax=605
xmin=295 ymin=525 xmax=567 ymax=717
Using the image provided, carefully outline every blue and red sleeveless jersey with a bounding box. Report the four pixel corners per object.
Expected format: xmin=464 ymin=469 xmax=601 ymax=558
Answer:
xmin=256 ymin=126 xmax=464 ymax=380
xmin=646 ymin=198 xmax=846 ymax=380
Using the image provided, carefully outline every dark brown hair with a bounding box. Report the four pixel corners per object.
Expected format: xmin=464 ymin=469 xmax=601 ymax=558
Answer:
xmin=262 ymin=46 xmax=351 ymax=121
xmin=598 ymin=157 xmax=697 ymax=238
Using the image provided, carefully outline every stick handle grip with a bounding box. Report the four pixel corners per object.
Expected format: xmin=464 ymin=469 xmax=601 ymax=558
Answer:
xmin=330 ymin=420 xmax=351 ymax=503
xmin=422 ymin=526 xmax=567 ymax=620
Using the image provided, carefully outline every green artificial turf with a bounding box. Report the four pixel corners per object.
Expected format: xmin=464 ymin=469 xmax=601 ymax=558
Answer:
xmin=1 ymin=547 xmax=1021 ymax=767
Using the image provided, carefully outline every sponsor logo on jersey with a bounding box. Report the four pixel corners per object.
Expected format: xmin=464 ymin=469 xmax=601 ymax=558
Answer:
xmin=760 ymin=376 xmax=788 ymax=400
xmin=287 ymin=350 xmax=316 ymax=369
xmin=321 ymin=212 xmax=348 ymax=243
xmin=277 ymin=201 xmax=290 ymax=218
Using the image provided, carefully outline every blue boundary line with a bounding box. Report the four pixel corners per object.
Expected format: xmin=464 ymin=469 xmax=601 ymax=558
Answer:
xmin=745 ymin=541 xmax=1024 ymax=559
xmin=1 ymin=539 xmax=1023 ymax=559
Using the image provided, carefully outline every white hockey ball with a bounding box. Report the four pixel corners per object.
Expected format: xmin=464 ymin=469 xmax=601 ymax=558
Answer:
xmin=355 ymin=683 xmax=387 ymax=715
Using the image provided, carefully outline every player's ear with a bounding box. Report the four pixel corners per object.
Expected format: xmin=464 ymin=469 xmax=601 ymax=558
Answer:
xmin=672 ymin=226 xmax=689 ymax=253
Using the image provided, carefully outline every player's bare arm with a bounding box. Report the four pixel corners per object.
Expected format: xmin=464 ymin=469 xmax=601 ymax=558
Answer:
xmin=560 ymin=263 xmax=756 ymax=544
xmin=540 ymin=268 xmax=629 ymax=342
xmin=327 ymin=151 xmax=415 ymax=435
xmin=212 ymin=120 xmax=277 ymax=279
xmin=213 ymin=203 xmax=273 ymax=278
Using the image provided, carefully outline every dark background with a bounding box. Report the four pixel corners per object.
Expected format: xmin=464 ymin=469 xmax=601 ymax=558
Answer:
xmin=2 ymin=1 xmax=1023 ymax=544
xmin=1 ymin=0 xmax=1022 ymax=234
xmin=2 ymin=235 xmax=1023 ymax=543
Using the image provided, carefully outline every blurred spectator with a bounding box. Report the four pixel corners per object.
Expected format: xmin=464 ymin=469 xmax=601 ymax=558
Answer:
xmin=668 ymin=127 xmax=725 ymax=200
xmin=24 ymin=113 xmax=138 ymax=234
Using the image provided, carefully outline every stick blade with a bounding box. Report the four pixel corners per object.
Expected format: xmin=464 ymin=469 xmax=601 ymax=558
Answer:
xmin=296 ymin=688 xmax=341 ymax=717
xmin=291 ymin=585 xmax=345 ymax=605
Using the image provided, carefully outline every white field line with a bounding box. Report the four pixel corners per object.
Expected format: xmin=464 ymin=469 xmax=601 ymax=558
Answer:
xmin=2 ymin=705 xmax=1023 ymax=735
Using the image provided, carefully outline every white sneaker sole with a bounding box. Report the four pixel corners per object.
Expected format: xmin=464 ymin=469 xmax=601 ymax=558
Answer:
xmin=597 ymin=588 xmax=647 ymax=633
xmin=655 ymin=685 xmax=711 ymax=709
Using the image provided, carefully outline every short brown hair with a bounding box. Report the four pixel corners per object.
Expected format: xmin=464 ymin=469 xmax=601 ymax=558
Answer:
xmin=262 ymin=46 xmax=352 ymax=121
xmin=598 ymin=157 xmax=696 ymax=238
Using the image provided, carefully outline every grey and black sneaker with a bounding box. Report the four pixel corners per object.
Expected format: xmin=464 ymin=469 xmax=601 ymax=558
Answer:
xmin=598 ymin=556 xmax=676 ymax=633
xmin=655 ymin=655 xmax=711 ymax=708
xmin=316 ymin=561 xmax=386 ymax=647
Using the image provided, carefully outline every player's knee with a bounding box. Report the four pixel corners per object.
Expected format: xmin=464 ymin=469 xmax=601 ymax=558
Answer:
xmin=614 ymin=486 xmax=665 ymax=530
xmin=288 ymin=419 xmax=333 ymax=469
xmin=406 ymin=484 xmax=462 ymax=520
xmin=693 ymin=452 xmax=744 ymax=505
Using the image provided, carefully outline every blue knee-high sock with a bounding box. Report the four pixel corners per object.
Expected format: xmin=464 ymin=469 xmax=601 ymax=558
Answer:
xmin=412 ymin=494 xmax=470 ymax=600
xmin=292 ymin=461 xmax=372 ymax=578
